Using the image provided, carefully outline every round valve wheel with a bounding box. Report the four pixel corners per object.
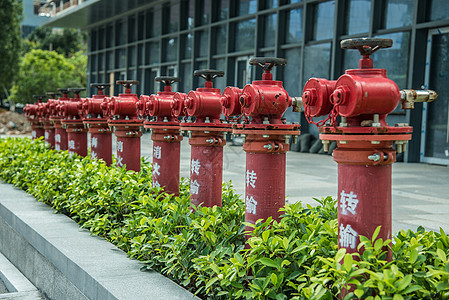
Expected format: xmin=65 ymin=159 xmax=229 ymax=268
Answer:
xmin=155 ymin=76 xmax=180 ymax=86
xmin=46 ymin=92 xmax=61 ymax=100
xmin=68 ymin=88 xmax=86 ymax=95
xmin=116 ymin=80 xmax=139 ymax=88
xmin=341 ymin=38 xmax=393 ymax=56
xmin=57 ymin=88 xmax=70 ymax=95
xmin=91 ymin=83 xmax=111 ymax=92
xmin=194 ymin=69 xmax=224 ymax=81
xmin=249 ymin=57 xmax=287 ymax=71
xmin=33 ymin=95 xmax=45 ymax=101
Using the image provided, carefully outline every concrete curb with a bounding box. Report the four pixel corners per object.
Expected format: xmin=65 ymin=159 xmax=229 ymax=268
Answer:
xmin=0 ymin=182 xmax=199 ymax=300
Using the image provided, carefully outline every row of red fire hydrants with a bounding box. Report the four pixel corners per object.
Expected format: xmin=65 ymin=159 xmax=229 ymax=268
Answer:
xmin=23 ymin=38 xmax=437 ymax=256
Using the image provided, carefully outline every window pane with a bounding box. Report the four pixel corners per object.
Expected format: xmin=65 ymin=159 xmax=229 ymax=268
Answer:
xmin=198 ymin=30 xmax=209 ymax=57
xmin=128 ymin=46 xmax=136 ymax=67
xmin=149 ymin=42 xmax=160 ymax=65
xmin=235 ymin=19 xmax=256 ymax=52
xmin=99 ymin=53 xmax=104 ymax=71
xmin=283 ymin=48 xmax=301 ymax=123
xmin=107 ymin=51 xmax=113 ymax=69
xmin=138 ymin=13 xmax=144 ymax=40
xmin=264 ymin=0 xmax=278 ymax=9
xmin=169 ymin=1 xmax=180 ymax=32
xmin=183 ymin=33 xmax=193 ymax=59
xmin=182 ymin=63 xmax=192 ymax=91
xmin=164 ymin=38 xmax=178 ymax=62
xmin=372 ymin=32 xmax=410 ymax=89
xmin=90 ymin=30 xmax=97 ymax=51
xmin=116 ymin=48 xmax=126 ymax=68
xmin=303 ymin=43 xmax=331 ymax=86
xmin=429 ymin=0 xmax=449 ymax=22
xmin=137 ymin=44 xmax=143 ymax=65
xmin=384 ymin=0 xmax=413 ymax=29
xmin=218 ymin=0 xmax=229 ymax=21
xmin=214 ymin=58 xmax=226 ymax=91
xmin=151 ymin=6 xmax=162 ymax=37
xmin=98 ymin=28 xmax=104 ymax=49
xmin=128 ymin=16 xmax=136 ymax=42
xmin=116 ymin=21 xmax=126 ymax=46
xmin=238 ymin=0 xmax=257 ymax=16
xmin=199 ymin=0 xmax=211 ymax=25
xmin=90 ymin=55 xmax=97 ymax=72
xmin=106 ymin=25 xmax=113 ymax=47
xmin=187 ymin=0 xmax=194 ymax=29
xmin=313 ymin=1 xmax=335 ymax=41
xmin=286 ymin=8 xmax=302 ymax=44
xmin=346 ymin=0 xmax=371 ymax=35
xmin=263 ymin=14 xmax=277 ymax=48
xmin=214 ymin=26 xmax=227 ymax=54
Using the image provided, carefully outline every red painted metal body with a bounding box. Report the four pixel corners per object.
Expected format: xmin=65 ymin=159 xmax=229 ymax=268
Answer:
xmin=81 ymin=84 xmax=113 ymax=165
xmin=302 ymin=38 xmax=414 ymax=258
xmin=60 ymin=88 xmax=88 ymax=157
xmin=180 ymin=70 xmax=229 ymax=207
xmin=47 ymin=92 xmax=68 ymax=151
xmin=223 ymin=58 xmax=300 ymax=235
xmin=38 ymin=101 xmax=55 ymax=149
xmin=24 ymin=98 xmax=45 ymax=139
xmin=106 ymin=81 xmax=142 ymax=171
xmin=141 ymin=77 xmax=184 ymax=195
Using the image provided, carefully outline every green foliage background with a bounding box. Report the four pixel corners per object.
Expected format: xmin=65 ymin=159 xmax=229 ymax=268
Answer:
xmin=9 ymin=49 xmax=87 ymax=104
xmin=0 ymin=0 xmax=23 ymax=93
xmin=1 ymin=137 xmax=449 ymax=299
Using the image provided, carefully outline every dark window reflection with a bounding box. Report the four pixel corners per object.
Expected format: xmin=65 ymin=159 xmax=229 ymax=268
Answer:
xmin=214 ymin=58 xmax=226 ymax=91
xmin=264 ymin=14 xmax=277 ymax=48
xmin=182 ymin=63 xmax=192 ymax=91
xmin=235 ymin=19 xmax=256 ymax=52
xmin=214 ymin=26 xmax=227 ymax=54
xmin=313 ymin=1 xmax=335 ymax=41
xmin=286 ymin=8 xmax=302 ymax=44
xmin=164 ymin=38 xmax=178 ymax=62
xmin=429 ymin=0 xmax=449 ymax=22
xmin=116 ymin=21 xmax=126 ymax=46
xmin=116 ymin=48 xmax=126 ymax=68
xmin=149 ymin=42 xmax=160 ymax=64
xmin=346 ymin=0 xmax=370 ymax=35
xmin=384 ymin=0 xmax=413 ymax=29
xmin=151 ymin=6 xmax=162 ymax=37
xmin=128 ymin=47 xmax=136 ymax=67
xmin=372 ymin=32 xmax=410 ymax=89
xmin=283 ymin=48 xmax=301 ymax=123
xmin=238 ymin=0 xmax=257 ymax=16
xmin=169 ymin=0 xmax=180 ymax=32
xmin=90 ymin=55 xmax=97 ymax=72
xmin=264 ymin=0 xmax=278 ymax=9
xmin=199 ymin=0 xmax=211 ymax=25
xmin=425 ymin=32 xmax=449 ymax=159
xmin=303 ymin=43 xmax=331 ymax=86
xmin=199 ymin=30 xmax=209 ymax=57
xmin=128 ymin=17 xmax=136 ymax=42
xmin=217 ymin=0 xmax=229 ymax=21
xmin=183 ymin=34 xmax=193 ymax=59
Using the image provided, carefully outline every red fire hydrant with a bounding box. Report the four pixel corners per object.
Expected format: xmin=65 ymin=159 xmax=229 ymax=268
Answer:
xmin=105 ymin=80 xmax=142 ymax=171
xmin=80 ymin=83 xmax=112 ymax=165
xmin=39 ymin=97 xmax=55 ymax=149
xmin=61 ymin=88 xmax=88 ymax=157
xmin=302 ymin=38 xmax=438 ymax=256
xmin=226 ymin=57 xmax=300 ymax=230
xmin=47 ymin=91 xmax=67 ymax=151
xmin=178 ymin=70 xmax=229 ymax=208
xmin=24 ymin=95 xmax=45 ymax=140
xmin=138 ymin=76 xmax=185 ymax=195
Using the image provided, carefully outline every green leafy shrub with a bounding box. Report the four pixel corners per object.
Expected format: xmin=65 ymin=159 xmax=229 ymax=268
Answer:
xmin=1 ymin=137 xmax=449 ymax=299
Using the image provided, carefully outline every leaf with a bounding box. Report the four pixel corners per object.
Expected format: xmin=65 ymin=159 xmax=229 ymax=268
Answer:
xmin=271 ymin=273 xmax=278 ymax=285
xmin=393 ymin=295 xmax=404 ymax=300
xmin=335 ymin=248 xmax=346 ymax=263
xmin=354 ymin=289 xmax=364 ymax=298
xmin=402 ymin=285 xmax=422 ymax=294
xmin=437 ymin=248 xmax=447 ymax=262
xmin=262 ymin=230 xmax=270 ymax=243
xmin=372 ymin=226 xmax=382 ymax=243
xmin=397 ymin=274 xmax=412 ymax=292
xmin=258 ymin=257 xmax=280 ymax=271
xmin=409 ymin=248 xmax=418 ymax=264
xmin=344 ymin=254 xmax=353 ymax=272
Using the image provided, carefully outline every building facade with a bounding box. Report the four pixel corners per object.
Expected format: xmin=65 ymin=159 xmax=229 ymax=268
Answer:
xmin=44 ymin=0 xmax=449 ymax=165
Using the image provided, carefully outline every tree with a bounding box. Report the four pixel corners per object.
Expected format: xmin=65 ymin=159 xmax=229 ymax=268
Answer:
xmin=9 ymin=49 xmax=87 ymax=104
xmin=0 ymin=0 xmax=23 ymax=94
xmin=25 ymin=27 xmax=87 ymax=57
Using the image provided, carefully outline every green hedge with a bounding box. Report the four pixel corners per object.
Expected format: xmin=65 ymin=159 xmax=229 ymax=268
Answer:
xmin=1 ymin=137 xmax=449 ymax=299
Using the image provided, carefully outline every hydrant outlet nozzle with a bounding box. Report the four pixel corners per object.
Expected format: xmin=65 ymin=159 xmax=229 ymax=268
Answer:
xmin=291 ymin=97 xmax=304 ymax=113
xmin=400 ymin=89 xmax=438 ymax=109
